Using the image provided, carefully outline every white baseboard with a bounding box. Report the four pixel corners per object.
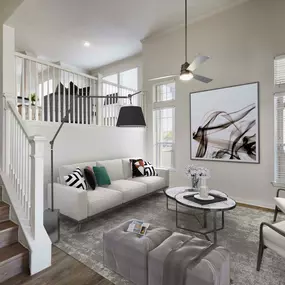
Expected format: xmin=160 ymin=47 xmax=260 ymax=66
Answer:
xmin=231 ymin=196 xmax=275 ymax=210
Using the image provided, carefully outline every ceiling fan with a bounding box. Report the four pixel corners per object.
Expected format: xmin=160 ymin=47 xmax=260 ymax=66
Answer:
xmin=149 ymin=0 xmax=213 ymax=84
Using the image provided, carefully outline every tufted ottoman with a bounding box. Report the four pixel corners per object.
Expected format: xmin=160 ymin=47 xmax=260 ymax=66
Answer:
xmin=148 ymin=232 xmax=230 ymax=285
xmin=103 ymin=220 xmax=172 ymax=285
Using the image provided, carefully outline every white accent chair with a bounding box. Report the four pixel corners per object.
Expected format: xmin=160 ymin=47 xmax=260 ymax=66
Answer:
xmin=257 ymin=221 xmax=285 ymax=271
xmin=257 ymin=188 xmax=285 ymax=271
xmin=273 ymin=188 xmax=285 ymax=222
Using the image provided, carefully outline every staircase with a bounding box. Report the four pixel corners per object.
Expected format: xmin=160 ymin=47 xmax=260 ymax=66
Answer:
xmin=0 ymin=189 xmax=29 ymax=283
xmin=0 ymin=95 xmax=52 ymax=276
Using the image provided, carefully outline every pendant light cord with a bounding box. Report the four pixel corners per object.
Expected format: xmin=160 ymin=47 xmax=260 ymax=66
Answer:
xmin=185 ymin=0 xmax=187 ymax=63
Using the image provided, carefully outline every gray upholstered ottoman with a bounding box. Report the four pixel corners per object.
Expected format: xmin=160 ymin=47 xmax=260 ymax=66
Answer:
xmin=148 ymin=232 xmax=230 ymax=285
xmin=103 ymin=220 xmax=172 ymax=285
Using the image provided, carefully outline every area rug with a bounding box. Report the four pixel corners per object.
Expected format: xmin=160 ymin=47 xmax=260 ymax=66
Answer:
xmin=56 ymin=192 xmax=285 ymax=285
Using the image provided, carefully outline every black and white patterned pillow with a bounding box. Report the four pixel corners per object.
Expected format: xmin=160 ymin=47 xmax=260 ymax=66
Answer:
xmin=64 ymin=167 xmax=87 ymax=190
xmin=144 ymin=161 xmax=157 ymax=177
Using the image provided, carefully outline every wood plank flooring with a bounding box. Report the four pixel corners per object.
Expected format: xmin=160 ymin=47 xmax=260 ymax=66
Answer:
xmin=2 ymin=246 xmax=114 ymax=285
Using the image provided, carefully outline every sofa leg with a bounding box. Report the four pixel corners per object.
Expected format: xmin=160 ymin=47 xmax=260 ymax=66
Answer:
xmin=77 ymin=223 xmax=82 ymax=232
xmin=257 ymin=241 xmax=265 ymax=271
xmin=273 ymin=206 xmax=279 ymax=223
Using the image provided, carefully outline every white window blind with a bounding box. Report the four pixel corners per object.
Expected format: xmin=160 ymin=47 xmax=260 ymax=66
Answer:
xmin=274 ymin=55 xmax=285 ymax=85
xmin=274 ymin=94 xmax=285 ymax=182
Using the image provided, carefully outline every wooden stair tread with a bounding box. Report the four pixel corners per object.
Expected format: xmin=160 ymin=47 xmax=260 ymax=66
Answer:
xmin=0 ymin=202 xmax=9 ymax=209
xmin=0 ymin=243 xmax=28 ymax=265
xmin=0 ymin=221 xmax=18 ymax=232
xmin=0 ymin=202 xmax=9 ymax=223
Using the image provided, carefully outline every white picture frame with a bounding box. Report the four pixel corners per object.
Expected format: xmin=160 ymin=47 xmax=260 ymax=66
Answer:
xmin=190 ymin=82 xmax=260 ymax=163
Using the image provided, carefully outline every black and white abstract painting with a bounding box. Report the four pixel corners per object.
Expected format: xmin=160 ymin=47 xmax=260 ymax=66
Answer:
xmin=190 ymin=82 xmax=259 ymax=163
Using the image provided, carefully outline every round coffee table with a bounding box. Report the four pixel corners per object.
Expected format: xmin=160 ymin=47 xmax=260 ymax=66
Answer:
xmin=164 ymin=187 xmax=236 ymax=244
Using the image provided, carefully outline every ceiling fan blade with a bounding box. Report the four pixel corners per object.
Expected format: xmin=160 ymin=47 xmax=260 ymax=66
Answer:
xmin=193 ymin=74 xmax=213 ymax=83
xmin=188 ymin=55 xmax=210 ymax=72
xmin=148 ymin=75 xmax=178 ymax=81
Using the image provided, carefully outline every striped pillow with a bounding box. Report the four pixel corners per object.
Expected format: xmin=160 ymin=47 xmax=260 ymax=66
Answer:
xmin=144 ymin=161 xmax=157 ymax=177
xmin=64 ymin=167 xmax=87 ymax=190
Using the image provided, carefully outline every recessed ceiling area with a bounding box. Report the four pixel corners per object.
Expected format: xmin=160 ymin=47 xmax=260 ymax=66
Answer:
xmin=7 ymin=0 xmax=247 ymax=70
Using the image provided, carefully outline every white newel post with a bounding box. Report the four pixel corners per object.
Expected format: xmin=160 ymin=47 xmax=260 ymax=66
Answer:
xmin=30 ymin=136 xmax=45 ymax=239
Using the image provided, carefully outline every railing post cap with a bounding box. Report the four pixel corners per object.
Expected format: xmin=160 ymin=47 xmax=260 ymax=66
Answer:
xmin=29 ymin=136 xmax=46 ymax=142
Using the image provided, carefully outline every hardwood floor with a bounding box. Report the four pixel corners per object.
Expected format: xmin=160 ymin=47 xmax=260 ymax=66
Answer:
xmin=2 ymin=246 xmax=114 ymax=285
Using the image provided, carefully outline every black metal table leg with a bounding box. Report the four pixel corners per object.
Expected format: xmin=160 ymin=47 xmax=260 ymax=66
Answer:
xmin=176 ymin=201 xmax=178 ymax=227
xmin=203 ymin=210 xmax=207 ymax=228
xmin=213 ymin=210 xmax=217 ymax=244
xmin=166 ymin=196 xmax=169 ymax=210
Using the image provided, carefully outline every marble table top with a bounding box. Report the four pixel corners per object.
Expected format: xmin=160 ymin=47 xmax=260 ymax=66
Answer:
xmin=165 ymin=186 xmax=236 ymax=211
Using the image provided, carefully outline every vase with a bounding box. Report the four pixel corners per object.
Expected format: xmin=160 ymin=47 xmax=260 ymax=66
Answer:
xmin=191 ymin=175 xmax=200 ymax=191
xmin=199 ymin=177 xmax=209 ymax=198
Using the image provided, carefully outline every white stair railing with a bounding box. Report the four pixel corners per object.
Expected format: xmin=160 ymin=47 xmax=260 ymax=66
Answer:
xmin=15 ymin=52 xmax=98 ymax=125
xmin=15 ymin=52 xmax=146 ymax=127
xmin=2 ymin=93 xmax=51 ymax=274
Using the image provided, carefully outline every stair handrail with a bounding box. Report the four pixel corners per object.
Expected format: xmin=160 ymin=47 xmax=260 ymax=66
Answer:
xmin=5 ymin=95 xmax=30 ymax=139
xmin=3 ymin=94 xmax=46 ymax=238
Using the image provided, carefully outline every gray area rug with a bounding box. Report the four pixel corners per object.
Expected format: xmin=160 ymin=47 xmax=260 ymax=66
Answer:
xmin=56 ymin=192 xmax=285 ymax=285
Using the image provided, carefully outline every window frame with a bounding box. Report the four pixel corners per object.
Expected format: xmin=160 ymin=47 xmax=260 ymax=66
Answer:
xmin=153 ymin=80 xmax=176 ymax=170
xmin=274 ymin=55 xmax=285 ymax=86
xmin=102 ymin=67 xmax=139 ymax=91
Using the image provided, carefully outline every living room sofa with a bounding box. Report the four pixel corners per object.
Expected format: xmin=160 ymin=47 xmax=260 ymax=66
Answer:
xmin=47 ymin=158 xmax=169 ymax=229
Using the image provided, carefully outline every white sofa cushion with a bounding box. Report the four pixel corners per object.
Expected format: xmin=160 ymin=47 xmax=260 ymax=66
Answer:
xmin=128 ymin=176 xmax=166 ymax=193
xmin=97 ymin=159 xmax=124 ymax=181
xmin=48 ymin=183 xmax=88 ymax=221
xmin=275 ymin=197 xmax=285 ymax=213
xmin=122 ymin=158 xmax=132 ymax=179
xmin=87 ymin=187 xmax=123 ymax=216
xmin=59 ymin=161 xmax=97 ymax=185
xmin=106 ymin=180 xmax=147 ymax=203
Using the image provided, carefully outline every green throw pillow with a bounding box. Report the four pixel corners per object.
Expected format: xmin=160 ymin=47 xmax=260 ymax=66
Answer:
xmin=93 ymin=166 xmax=111 ymax=186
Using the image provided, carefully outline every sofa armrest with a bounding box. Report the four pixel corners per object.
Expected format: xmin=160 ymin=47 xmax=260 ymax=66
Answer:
xmin=155 ymin=168 xmax=169 ymax=187
xmin=47 ymin=183 xmax=88 ymax=222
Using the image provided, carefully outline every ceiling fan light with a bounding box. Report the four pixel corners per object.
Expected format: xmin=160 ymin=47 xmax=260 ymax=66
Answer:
xmin=180 ymin=70 xmax=194 ymax=81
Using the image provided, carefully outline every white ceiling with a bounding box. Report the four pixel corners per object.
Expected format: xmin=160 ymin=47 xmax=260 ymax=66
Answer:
xmin=8 ymin=0 xmax=246 ymax=70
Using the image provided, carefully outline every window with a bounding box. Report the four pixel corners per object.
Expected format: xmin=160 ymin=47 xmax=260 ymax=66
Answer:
xmin=154 ymin=82 xmax=175 ymax=103
xmin=103 ymin=74 xmax=118 ymax=85
xmin=103 ymin=68 xmax=138 ymax=90
xmin=120 ymin=68 xmax=138 ymax=90
xmin=153 ymin=82 xmax=175 ymax=169
xmin=38 ymin=80 xmax=53 ymax=105
xmin=275 ymin=55 xmax=285 ymax=85
xmin=275 ymin=94 xmax=285 ymax=183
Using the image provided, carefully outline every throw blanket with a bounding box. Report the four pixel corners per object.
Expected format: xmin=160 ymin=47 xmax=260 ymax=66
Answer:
xmin=163 ymin=237 xmax=217 ymax=285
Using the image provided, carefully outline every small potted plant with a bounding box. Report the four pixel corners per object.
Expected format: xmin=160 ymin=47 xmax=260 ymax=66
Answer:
xmin=185 ymin=165 xmax=211 ymax=195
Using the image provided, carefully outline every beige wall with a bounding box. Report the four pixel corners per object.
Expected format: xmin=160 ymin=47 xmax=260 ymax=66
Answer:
xmin=25 ymin=121 xmax=146 ymax=208
xmin=143 ymin=0 xmax=285 ymax=208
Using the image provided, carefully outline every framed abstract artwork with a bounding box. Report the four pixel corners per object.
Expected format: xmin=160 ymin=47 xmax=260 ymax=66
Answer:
xmin=190 ymin=82 xmax=260 ymax=163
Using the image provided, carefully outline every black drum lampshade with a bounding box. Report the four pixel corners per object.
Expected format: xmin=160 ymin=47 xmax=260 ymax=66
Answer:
xmin=116 ymin=105 xmax=146 ymax=127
